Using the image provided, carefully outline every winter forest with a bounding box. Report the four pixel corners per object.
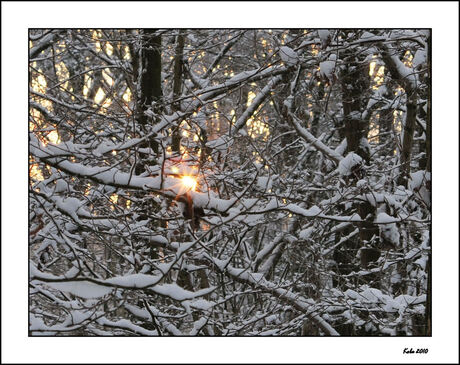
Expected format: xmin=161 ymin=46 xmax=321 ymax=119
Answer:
xmin=29 ymin=29 xmax=431 ymax=336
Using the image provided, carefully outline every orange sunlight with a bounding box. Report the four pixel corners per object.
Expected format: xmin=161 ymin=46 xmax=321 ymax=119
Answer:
xmin=181 ymin=175 xmax=197 ymax=191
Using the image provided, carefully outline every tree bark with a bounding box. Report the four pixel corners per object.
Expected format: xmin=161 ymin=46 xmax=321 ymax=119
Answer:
xmin=135 ymin=29 xmax=163 ymax=175
xmin=340 ymin=48 xmax=371 ymax=163
xmin=333 ymin=40 xmax=380 ymax=307
xmin=172 ymin=30 xmax=185 ymax=155
xmin=397 ymin=94 xmax=417 ymax=187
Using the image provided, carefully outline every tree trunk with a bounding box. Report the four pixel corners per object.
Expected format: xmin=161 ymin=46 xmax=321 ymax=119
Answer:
xmin=397 ymin=94 xmax=417 ymax=187
xmin=133 ymin=29 xmax=163 ymax=264
xmin=333 ymin=42 xmax=380 ymax=311
xmin=171 ymin=30 xmax=185 ymax=155
xmin=135 ymin=29 xmax=163 ymax=175
xmin=340 ymin=49 xmax=371 ymax=163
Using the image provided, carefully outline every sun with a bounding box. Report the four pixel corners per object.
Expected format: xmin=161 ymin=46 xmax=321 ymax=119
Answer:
xmin=181 ymin=175 xmax=197 ymax=191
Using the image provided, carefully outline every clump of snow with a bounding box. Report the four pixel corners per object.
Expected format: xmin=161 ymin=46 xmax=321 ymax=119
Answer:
xmin=405 ymin=247 xmax=422 ymax=260
xmin=279 ymin=46 xmax=299 ymax=66
xmin=264 ymin=198 xmax=279 ymax=210
xmin=414 ymin=256 xmax=427 ymax=270
xmin=337 ymin=152 xmax=363 ymax=176
xmin=286 ymin=204 xmax=321 ymax=217
xmin=206 ymin=135 xmax=232 ymax=151
xmin=189 ymin=317 xmax=208 ymax=335
xmin=318 ymin=29 xmax=330 ymax=43
xmin=335 ymin=138 xmax=347 ymax=156
xmin=346 ymin=286 xmax=425 ymax=313
xmin=344 ymin=289 xmax=360 ymax=300
xmin=93 ymin=141 xmax=116 ymax=157
xmin=409 ymin=170 xmax=431 ymax=206
xmin=376 ymin=213 xmax=400 ymax=248
xmin=409 ymin=170 xmax=430 ymax=191
xmin=299 ymin=227 xmax=314 ymax=240
xmin=227 ymin=70 xmax=257 ymax=84
xmin=257 ymin=176 xmax=273 ymax=191
xmin=359 ymin=136 xmax=370 ymax=151
xmin=191 ymin=190 xmax=237 ymax=212
xmin=412 ymin=49 xmax=426 ymax=68
xmin=391 ymin=52 xmax=417 ymax=89
xmin=238 ymin=128 xmax=248 ymax=136
xmin=305 ymin=205 xmax=321 ymax=215
xmin=54 ymin=179 xmax=69 ymax=193
xmin=361 ymin=31 xmax=377 ymax=40
xmin=375 ymin=212 xmax=395 ymax=224
xmin=46 ymin=281 xmax=113 ymax=299
xmin=319 ymin=55 xmax=337 ymax=80
xmin=55 ymin=197 xmax=83 ymax=223
xmin=105 ymin=273 xmax=161 ymax=288
xmin=349 ymin=111 xmax=361 ymax=120
xmin=154 ymin=284 xmax=215 ymax=302
xmin=191 ymin=299 xmax=214 ymax=311
xmin=357 ymin=179 xmax=367 ymax=187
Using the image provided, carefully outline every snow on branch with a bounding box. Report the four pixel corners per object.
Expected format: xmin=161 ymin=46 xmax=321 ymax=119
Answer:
xmin=288 ymin=113 xmax=343 ymax=165
xmin=204 ymin=256 xmax=340 ymax=336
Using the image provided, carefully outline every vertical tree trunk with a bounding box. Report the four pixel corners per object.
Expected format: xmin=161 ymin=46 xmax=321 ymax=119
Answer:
xmin=340 ymin=49 xmax=371 ymax=163
xmin=377 ymin=42 xmax=419 ymax=188
xmin=333 ymin=42 xmax=380 ymax=312
xmin=133 ymin=29 xmax=163 ymax=264
xmin=135 ymin=29 xmax=163 ymax=175
xmin=397 ymin=94 xmax=417 ymax=187
xmin=172 ymin=30 xmax=185 ymax=155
